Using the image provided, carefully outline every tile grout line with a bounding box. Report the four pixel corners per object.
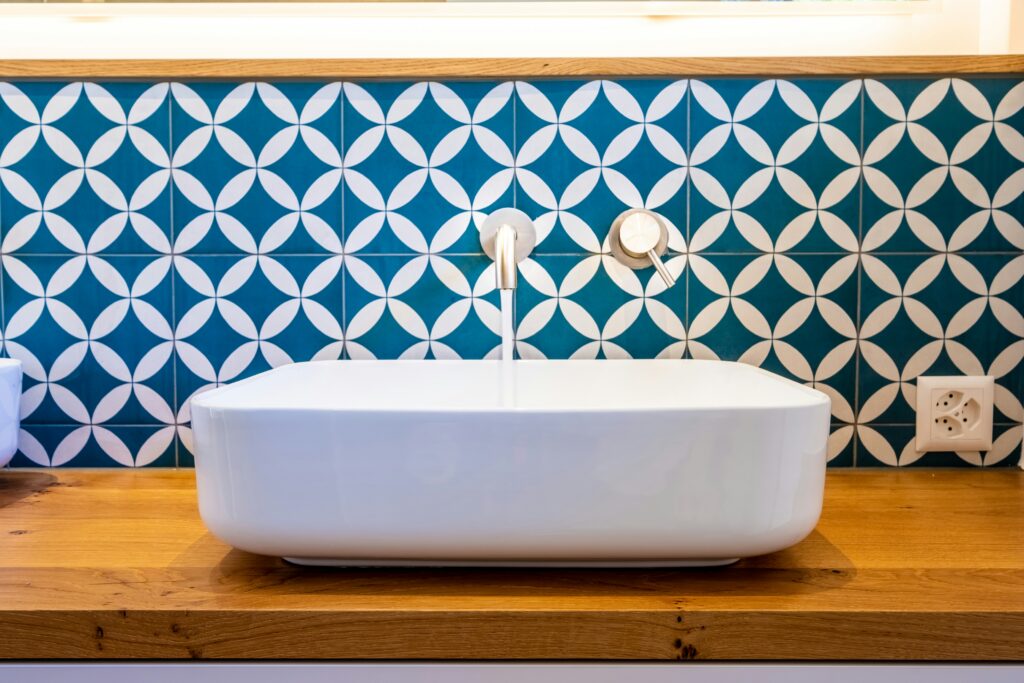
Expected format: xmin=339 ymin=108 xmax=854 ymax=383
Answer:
xmin=340 ymin=83 xmax=348 ymax=359
xmin=16 ymin=249 xmax=1022 ymax=257
xmin=684 ymin=79 xmax=692 ymax=352
xmin=511 ymin=80 xmax=519 ymax=356
xmin=33 ymin=420 xmax=1021 ymax=429
xmin=8 ymin=249 xmax=1024 ymax=258
xmin=0 ymin=161 xmax=6 ymax=468
xmin=853 ymin=78 xmax=866 ymax=467
xmin=0 ymin=170 xmax=6 ymax=364
xmin=167 ymin=91 xmax=180 ymax=468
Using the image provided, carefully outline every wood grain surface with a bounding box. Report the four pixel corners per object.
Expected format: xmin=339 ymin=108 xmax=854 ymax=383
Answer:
xmin=0 ymin=469 xmax=1022 ymax=660
xmin=0 ymin=56 xmax=1022 ymax=79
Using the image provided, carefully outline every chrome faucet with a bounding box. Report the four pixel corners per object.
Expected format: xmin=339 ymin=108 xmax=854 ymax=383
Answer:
xmin=480 ymin=208 xmax=537 ymax=290
xmin=609 ymin=208 xmax=677 ymax=288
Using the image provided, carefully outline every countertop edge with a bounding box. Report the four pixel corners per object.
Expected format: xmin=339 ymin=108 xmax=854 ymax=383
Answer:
xmin=1 ymin=469 xmax=1023 ymax=661
xmin=2 ymin=608 xmax=1024 ymax=660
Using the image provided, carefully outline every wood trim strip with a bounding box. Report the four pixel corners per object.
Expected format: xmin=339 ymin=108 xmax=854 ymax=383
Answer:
xmin=0 ymin=56 xmax=1022 ymax=79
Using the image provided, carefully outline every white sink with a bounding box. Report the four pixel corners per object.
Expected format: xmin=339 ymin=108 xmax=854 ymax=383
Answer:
xmin=0 ymin=359 xmax=22 ymax=469
xmin=191 ymin=360 xmax=830 ymax=567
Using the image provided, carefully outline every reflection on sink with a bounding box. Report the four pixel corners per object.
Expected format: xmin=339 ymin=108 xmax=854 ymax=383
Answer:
xmin=191 ymin=359 xmax=830 ymax=567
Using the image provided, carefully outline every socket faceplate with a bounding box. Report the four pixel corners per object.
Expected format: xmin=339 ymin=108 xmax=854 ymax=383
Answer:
xmin=915 ymin=375 xmax=995 ymax=452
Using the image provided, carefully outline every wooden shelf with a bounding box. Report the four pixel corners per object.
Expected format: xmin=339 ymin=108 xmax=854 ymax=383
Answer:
xmin=0 ymin=55 xmax=1022 ymax=79
xmin=0 ymin=468 xmax=1022 ymax=660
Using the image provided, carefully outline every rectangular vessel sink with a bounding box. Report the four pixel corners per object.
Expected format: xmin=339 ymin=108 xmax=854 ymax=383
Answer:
xmin=191 ymin=360 xmax=830 ymax=567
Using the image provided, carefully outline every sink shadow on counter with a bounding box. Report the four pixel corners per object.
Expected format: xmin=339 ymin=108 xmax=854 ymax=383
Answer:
xmin=178 ymin=529 xmax=856 ymax=601
xmin=0 ymin=471 xmax=58 ymax=509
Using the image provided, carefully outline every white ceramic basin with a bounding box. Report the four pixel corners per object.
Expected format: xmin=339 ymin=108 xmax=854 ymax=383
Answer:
xmin=191 ymin=360 xmax=830 ymax=567
xmin=0 ymin=359 xmax=22 ymax=468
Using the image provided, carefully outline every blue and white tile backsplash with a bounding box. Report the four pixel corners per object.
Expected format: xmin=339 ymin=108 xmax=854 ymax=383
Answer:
xmin=0 ymin=77 xmax=1021 ymax=468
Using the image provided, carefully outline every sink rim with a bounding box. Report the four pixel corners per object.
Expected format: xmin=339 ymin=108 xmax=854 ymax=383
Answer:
xmin=191 ymin=358 xmax=830 ymax=414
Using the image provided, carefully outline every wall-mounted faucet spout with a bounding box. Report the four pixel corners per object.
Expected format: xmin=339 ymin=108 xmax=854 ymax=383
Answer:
xmin=480 ymin=208 xmax=537 ymax=291
xmin=493 ymin=223 xmax=519 ymax=290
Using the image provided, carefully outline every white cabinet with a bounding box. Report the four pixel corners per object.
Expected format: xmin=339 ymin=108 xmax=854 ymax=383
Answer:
xmin=3 ymin=664 xmax=1023 ymax=682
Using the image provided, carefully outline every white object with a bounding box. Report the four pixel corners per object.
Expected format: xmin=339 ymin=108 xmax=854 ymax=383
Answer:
xmin=0 ymin=359 xmax=22 ymax=468
xmin=1 ymin=3 xmax=1018 ymax=61
xmin=191 ymin=359 xmax=830 ymax=567
xmin=915 ymin=375 xmax=994 ymax=452
xmin=5 ymin=664 xmax=1024 ymax=683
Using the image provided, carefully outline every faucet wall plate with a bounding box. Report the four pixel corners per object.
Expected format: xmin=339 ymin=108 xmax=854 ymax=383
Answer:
xmin=480 ymin=208 xmax=537 ymax=264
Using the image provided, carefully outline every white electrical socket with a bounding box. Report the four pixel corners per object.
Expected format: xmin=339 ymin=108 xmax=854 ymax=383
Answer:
xmin=915 ymin=375 xmax=995 ymax=452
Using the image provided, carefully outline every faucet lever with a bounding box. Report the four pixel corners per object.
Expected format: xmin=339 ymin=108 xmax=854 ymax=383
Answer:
xmin=610 ymin=209 xmax=676 ymax=288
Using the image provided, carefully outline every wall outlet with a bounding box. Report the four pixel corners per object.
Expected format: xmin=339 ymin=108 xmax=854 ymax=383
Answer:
xmin=915 ymin=376 xmax=995 ymax=452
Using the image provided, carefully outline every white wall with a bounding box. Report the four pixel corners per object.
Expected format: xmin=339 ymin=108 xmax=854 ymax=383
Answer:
xmin=0 ymin=0 xmax=1020 ymax=60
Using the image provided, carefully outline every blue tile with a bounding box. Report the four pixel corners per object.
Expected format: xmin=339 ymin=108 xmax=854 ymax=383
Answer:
xmin=857 ymin=423 xmax=1020 ymax=468
xmin=828 ymin=424 xmax=856 ymax=467
xmin=12 ymin=423 xmax=176 ymax=467
xmin=859 ymin=253 xmax=1024 ymax=426
xmin=687 ymin=253 xmax=858 ymax=422
xmin=170 ymin=82 xmax=343 ymax=255
xmin=342 ymin=81 xmax=514 ymax=255
xmin=1 ymin=254 xmax=174 ymax=425
xmin=344 ymin=254 xmax=499 ymax=358
xmin=0 ymin=75 xmax=1021 ymax=469
xmin=862 ymin=77 xmax=1024 ymax=253
xmin=515 ymin=254 xmax=687 ymax=359
xmin=689 ymin=78 xmax=862 ymax=254
xmin=515 ymin=80 xmax=688 ymax=254
xmin=173 ymin=253 xmax=344 ymax=407
xmin=0 ymin=82 xmax=171 ymax=255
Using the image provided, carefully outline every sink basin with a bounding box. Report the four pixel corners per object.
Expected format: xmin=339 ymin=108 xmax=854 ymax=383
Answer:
xmin=0 ymin=359 xmax=22 ymax=469
xmin=191 ymin=359 xmax=830 ymax=567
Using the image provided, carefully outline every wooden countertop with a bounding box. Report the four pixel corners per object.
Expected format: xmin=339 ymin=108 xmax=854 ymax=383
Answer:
xmin=0 ymin=55 xmax=1022 ymax=79
xmin=0 ymin=469 xmax=1022 ymax=661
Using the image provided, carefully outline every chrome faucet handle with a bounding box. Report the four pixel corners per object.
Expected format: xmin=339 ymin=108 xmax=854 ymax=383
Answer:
xmin=610 ymin=209 xmax=676 ymax=287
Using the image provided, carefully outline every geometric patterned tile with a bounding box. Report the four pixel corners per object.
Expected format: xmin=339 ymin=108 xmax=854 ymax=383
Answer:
xmin=2 ymin=254 xmax=174 ymax=426
xmin=687 ymin=252 xmax=859 ymax=422
xmin=515 ymin=253 xmax=688 ymax=359
xmin=1 ymin=77 xmax=1021 ymax=468
xmin=0 ymin=82 xmax=171 ymax=256
xmin=170 ymin=82 xmax=343 ymax=256
xmin=858 ymin=423 xmax=1022 ymax=468
xmin=10 ymin=423 xmax=176 ymax=468
xmin=689 ymin=78 xmax=861 ymax=254
xmin=173 ymin=253 xmax=345 ymax=401
xmin=343 ymin=81 xmax=514 ymax=255
xmin=516 ymin=79 xmax=688 ymax=254
xmin=344 ymin=254 xmax=499 ymax=359
xmin=828 ymin=424 xmax=856 ymax=467
xmin=858 ymin=253 xmax=1024 ymax=425
xmin=862 ymin=78 xmax=1024 ymax=254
